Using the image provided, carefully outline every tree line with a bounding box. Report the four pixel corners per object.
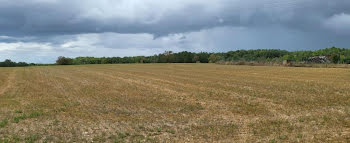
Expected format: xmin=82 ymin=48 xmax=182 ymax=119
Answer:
xmin=0 ymin=60 xmax=53 ymax=67
xmin=56 ymin=51 xmax=213 ymax=65
xmin=0 ymin=59 xmax=30 ymax=67
xmin=1 ymin=47 xmax=349 ymax=67
xmin=56 ymin=47 xmax=350 ymax=65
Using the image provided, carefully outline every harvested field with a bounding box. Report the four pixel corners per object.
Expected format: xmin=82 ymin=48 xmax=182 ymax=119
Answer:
xmin=0 ymin=64 xmax=350 ymax=142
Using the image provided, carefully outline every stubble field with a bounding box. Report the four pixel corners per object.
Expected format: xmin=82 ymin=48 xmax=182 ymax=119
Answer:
xmin=0 ymin=64 xmax=349 ymax=142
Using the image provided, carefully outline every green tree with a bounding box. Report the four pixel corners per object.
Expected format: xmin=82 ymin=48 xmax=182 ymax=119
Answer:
xmin=343 ymin=56 xmax=350 ymax=64
xmin=330 ymin=54 xmax=340 ymax=64
xmin=56 ymin=56 xmax=74 ymax=65
xmin=208 ymin=54 xmax=219 ymax=63
xmin=340 ymin=55 xmax=345 ymax=64
xmin=192 ymin=55 xmax=200 ymax=63
xmin=3 ymin=59 xmax=16 ymax=67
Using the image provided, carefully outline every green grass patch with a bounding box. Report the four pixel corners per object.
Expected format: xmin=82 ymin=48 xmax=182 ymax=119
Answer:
xmin=13 ymin=111 xmax=43 ymax=123
xmin=24 ymin=134 xmax=40 ymax=143
xmin=0 ymin=119 xmax=8 ymax=128
xmin=15 ymin=110 xmax=23 ymax=114
xmin=28 ymin=112 xmax=42 ymax=118
xmin=0 ymin=138 xmax=10 ymax=143
xmin=13 ymin=114 xmax=26 ymax=123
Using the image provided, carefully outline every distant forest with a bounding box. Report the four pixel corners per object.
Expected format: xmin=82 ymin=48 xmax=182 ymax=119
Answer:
xmin=1 ymin=47 xmax=350 ymax=67
xmin=0 ymin=59 xmax=30 ymax=67
xmin=57 ymin=47 xmax=350 ymax=65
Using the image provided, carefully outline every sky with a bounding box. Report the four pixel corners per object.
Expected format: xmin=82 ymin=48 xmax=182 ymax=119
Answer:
xmin=0 ymin=0 xmax=349 ymax=63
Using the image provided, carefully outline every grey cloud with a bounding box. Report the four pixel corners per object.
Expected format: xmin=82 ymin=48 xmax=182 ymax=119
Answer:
xmin=0 ymin=0 xmax=350 ymax=63
xmin=2 ymin=26 xmax=349 ymax=64
xmin=0 ymin=0 xmax=349 ymax=36
xmin=324 ymin=13 xmax=350 ymax=35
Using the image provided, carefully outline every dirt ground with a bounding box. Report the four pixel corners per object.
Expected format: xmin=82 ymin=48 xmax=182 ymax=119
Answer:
xmin=0 ymin=64 xmax=349 ymax=142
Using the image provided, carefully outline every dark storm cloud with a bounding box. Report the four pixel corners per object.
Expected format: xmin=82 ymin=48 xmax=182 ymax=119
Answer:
xmin=0 ymin=0 xmax=349 ymax=36
xmin=0 ymin=0 xmax=350 ymax=63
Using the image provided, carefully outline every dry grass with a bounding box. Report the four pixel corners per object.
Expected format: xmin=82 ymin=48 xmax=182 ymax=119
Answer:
xmin=0 ymin=64 xmax=349 ymax=142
